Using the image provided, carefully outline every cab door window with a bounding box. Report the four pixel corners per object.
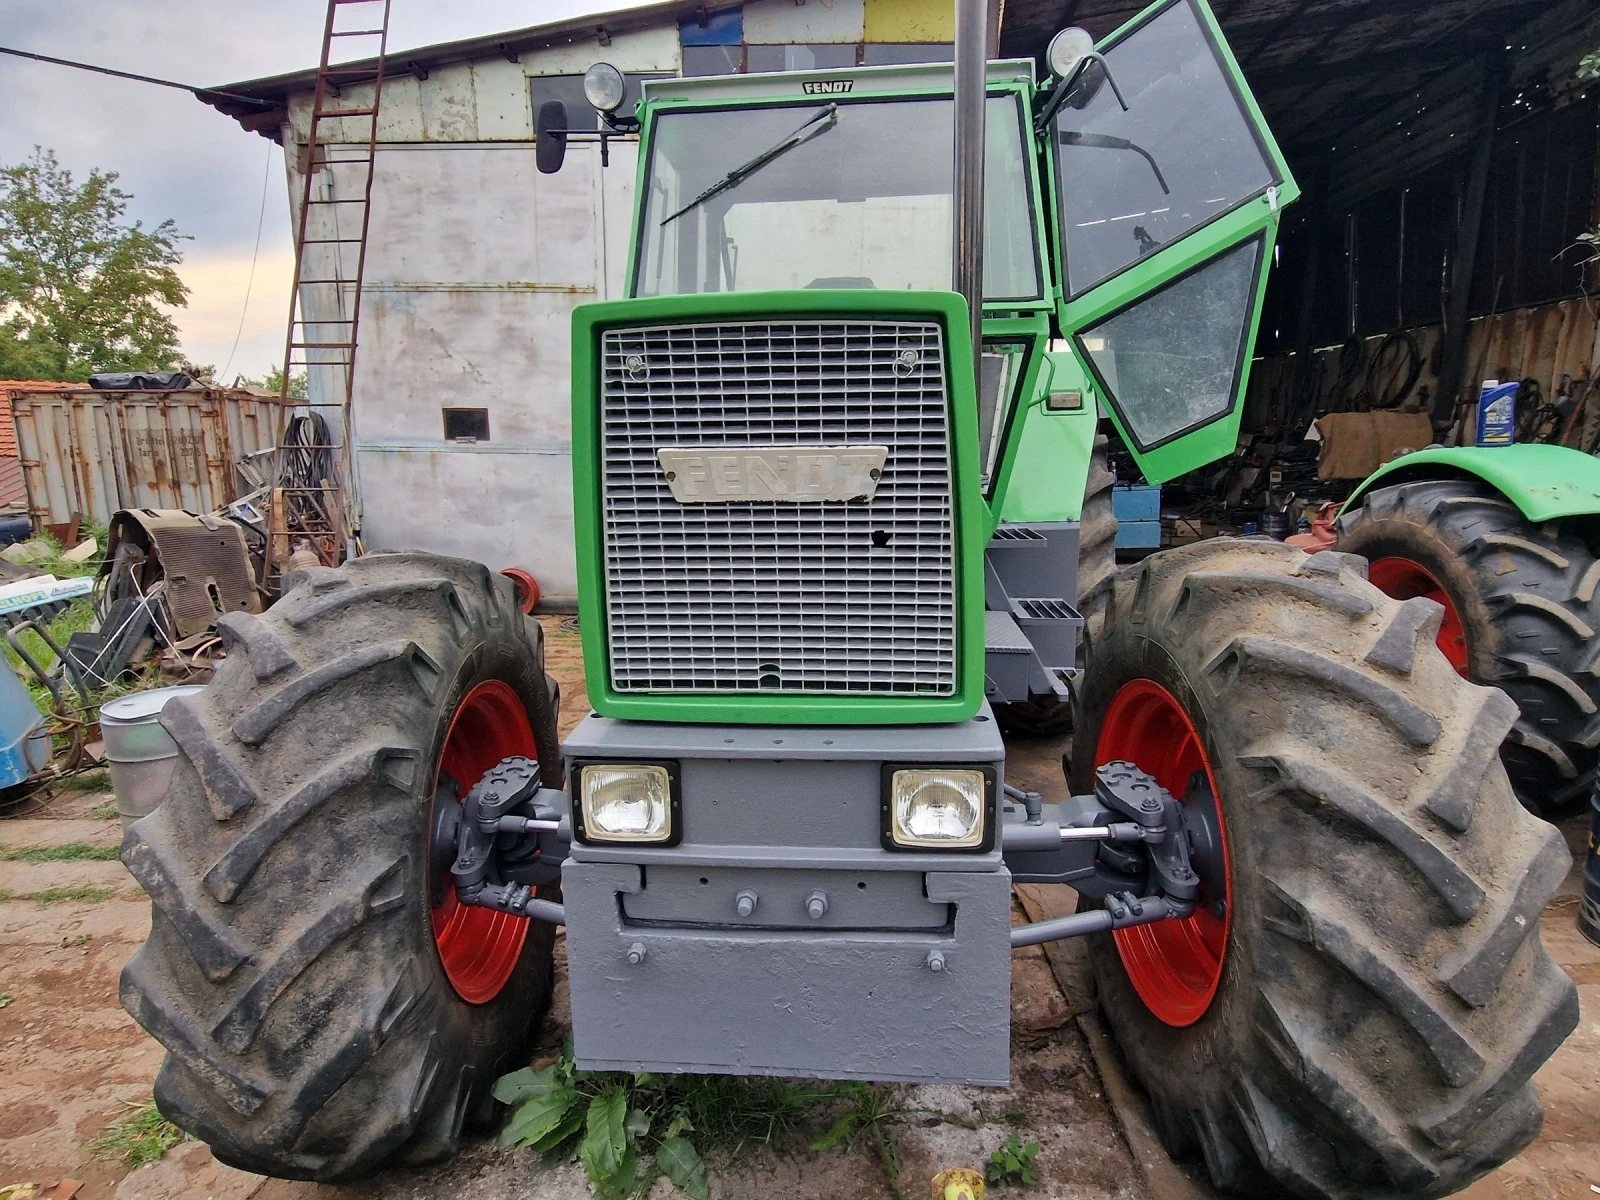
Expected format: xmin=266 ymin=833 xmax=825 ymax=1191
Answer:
xmin=1054 ymin=0 xmax=1277 ymax=298
xmin=1079 ymin=237 xmax=1261 ymax=449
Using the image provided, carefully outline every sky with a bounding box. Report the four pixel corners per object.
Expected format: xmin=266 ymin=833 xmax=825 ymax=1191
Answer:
xmin=0 ymin=0 xmax=659 ymax=381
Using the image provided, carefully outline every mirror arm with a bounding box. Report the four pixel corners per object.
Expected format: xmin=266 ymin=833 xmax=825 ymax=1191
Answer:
xmin=543 ymin=123 xmax=638 ymax=168
xmin=1057 ymin=131 xmax=1171 ymax=195
xmin=1034 ymin=51 xmax=1128 ymax=136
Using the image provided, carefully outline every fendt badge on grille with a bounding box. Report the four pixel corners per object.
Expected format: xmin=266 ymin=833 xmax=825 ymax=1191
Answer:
xmin=657 ymin=445 xmax=889 ymax=503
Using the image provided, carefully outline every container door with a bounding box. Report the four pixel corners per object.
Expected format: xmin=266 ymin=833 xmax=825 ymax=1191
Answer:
xmin=1048 ymin=0 xmax=1296 ymax=483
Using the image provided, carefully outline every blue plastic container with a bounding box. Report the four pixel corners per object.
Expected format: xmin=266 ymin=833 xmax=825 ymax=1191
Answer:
xmin=0 ymin=659 xmax=51 ymax=791
xmin=1475 ymin=380 xmax=1518 ymax=447
xmin=1112 ymin=484 xmax=1162 ymax=523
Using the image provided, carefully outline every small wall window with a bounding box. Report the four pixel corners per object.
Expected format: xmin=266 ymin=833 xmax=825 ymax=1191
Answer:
xmin=443 ymin=408 xmax=490 ymax=443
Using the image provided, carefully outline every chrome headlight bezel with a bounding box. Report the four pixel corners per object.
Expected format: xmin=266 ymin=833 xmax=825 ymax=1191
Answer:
xmin=879 ymin=764 xmax=998 ymax=852
xmin=570 ymin=759 xmax=682 ymax=846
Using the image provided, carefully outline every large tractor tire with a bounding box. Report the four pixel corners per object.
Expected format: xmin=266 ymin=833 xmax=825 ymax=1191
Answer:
xmin=119 ymin=552 xmax=563 ymax=1181
xmin=1338 ymin=478 xmax=1600 ymax=819
xmin=995 ymin=434 xmax=1117 ymax=737
xmin=1070 ymin=538 xmax=1577 ymax=1200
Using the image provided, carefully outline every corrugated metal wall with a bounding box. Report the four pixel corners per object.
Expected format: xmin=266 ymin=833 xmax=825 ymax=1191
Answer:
xmin=1245 ymin=299 xmax=1599 ymax=430
xmin=7 ymin=388 xmax=286 ymax=528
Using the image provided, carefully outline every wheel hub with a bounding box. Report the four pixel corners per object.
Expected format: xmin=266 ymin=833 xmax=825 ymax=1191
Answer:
xmin=1095 ymin=678 xmax=1232 ymax=1028
xmin=429 ymin=679 xmax=538 ymax=1005
xmin=428 ymin=777 xmax=461 ymax=908
xmin=1182 ymin=771 xmax=1227 ymax=920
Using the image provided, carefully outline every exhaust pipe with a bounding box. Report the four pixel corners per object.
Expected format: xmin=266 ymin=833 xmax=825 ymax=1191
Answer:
xmin=953 ymin=0 xmax=986 ymax=366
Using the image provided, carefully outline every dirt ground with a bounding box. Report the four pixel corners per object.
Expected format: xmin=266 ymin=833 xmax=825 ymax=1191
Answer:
xmin=1 ymin=617 xmax=1596 ymax=1200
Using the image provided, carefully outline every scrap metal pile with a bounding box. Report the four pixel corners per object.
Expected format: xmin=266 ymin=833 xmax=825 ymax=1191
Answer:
xmin=68 ymin=506 xmax=262 ymax=689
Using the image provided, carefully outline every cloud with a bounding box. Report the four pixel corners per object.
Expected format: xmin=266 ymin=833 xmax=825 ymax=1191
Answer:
xmin=1 ymin=0 xmax=662 ymax=376
xmin=172 ymin=242 xmax=298 ymax=382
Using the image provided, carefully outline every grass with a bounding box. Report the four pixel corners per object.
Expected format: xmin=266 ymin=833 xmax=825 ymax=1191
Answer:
xmin=2 ymin=885 xmax=116 ymax=906
xmin=87 ymin=1099 xmax=184 ymax=1169
xmin=497 ymin=1053 xmax=959 ymax=1200
xmin=0 ymin=842 xmax=120 ymax=862
xmin=57 ymin=768 xmax=116 ymax=793
xmin=1 ymin=593 xmax=96 ymax=712
xmin=0 ymin=523 xmax=124 ymax=713
xmin=92 ymin=802 xmax=120 ymax=820
xmin=662 ymin=1073 xmax=841 ymax=1156
xmin=986 ymin=1132 xmax=1042 ymax=1188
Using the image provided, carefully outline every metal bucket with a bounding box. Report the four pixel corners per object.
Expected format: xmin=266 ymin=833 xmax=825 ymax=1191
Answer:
xmin=101 ymin=685 xmax=206 ymax=831
xmin=1580 ymin=788 xmax=1600 ymax=948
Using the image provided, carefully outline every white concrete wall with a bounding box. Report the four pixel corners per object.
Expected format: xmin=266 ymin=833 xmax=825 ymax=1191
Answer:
xmin=281 ymin=28 xmax=673 ymax=604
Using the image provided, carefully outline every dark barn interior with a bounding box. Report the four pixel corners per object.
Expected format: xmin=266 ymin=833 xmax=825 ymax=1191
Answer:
xmin=1006 ymin=0 xmax=1600 ymax=529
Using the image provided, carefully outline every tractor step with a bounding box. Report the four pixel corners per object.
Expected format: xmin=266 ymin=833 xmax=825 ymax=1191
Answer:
xmin=985 ymin=523 xmax=1080 ymax=608
xmin=984 ymin=601 xmax=1082 ymax=703
xmin=1012 ymin=597 xmax=1082 ymax=700
xmin=985 ymin=610 xmax=1034 ymax=703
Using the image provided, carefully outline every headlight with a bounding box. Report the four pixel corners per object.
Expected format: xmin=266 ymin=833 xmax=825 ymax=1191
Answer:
xmin=583 ymin=62 xmax=627 ymax=113
xmin=884 ymin=768 xmax=991 ymax=850
xmin=576 ymin=763 xmax=676 ymax=843
xmin=1046 ymin=26 xmax=1095 ymax=80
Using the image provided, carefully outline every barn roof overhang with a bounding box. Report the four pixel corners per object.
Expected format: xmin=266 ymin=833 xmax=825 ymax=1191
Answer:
xmin=203 ymin=0 xmax=1600 ymax=205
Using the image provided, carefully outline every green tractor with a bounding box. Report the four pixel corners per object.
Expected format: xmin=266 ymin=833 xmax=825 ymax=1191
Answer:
xmin=118 ymin=1 xmax=1576 ymax=1196
xmin=1338 ymin=443 xmax=1600 ymax=820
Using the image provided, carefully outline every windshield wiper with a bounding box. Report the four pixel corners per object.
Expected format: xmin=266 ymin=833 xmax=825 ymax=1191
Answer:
xmin=660 ymin=104 xmax=839 ymax=227
xmin=1058 ymin=130 xmax=1170 ymax=195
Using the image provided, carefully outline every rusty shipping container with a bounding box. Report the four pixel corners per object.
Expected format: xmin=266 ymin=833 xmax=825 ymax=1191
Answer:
xmin=6 ymin=387 xmax=287 ymax=529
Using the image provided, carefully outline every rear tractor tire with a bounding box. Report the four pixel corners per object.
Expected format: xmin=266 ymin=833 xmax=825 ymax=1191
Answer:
xmin=119 ymin=551 xmax=563 ymax=1181
xmin=1338 ymin=478 xmax=1600 ymax=819
xmin=1071 ymin=538 xmax=1577 ymax=1200
xmin=994 ymin=434 xmax=1117 ymax=737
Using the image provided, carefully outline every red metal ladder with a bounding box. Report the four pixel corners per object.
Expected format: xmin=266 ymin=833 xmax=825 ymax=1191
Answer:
xmin=268 ymin=0 xmax=392 ymax=579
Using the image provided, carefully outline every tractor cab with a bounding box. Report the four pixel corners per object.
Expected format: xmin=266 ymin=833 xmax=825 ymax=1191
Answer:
xmin=545 ymin=0 xmax=1295 ymax=503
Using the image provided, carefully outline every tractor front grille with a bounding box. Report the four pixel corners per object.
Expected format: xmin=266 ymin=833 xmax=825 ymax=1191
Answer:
xmin=598 ymin=319 xmax=957 ymax=695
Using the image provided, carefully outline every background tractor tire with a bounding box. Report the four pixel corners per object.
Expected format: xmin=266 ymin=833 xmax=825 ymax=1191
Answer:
xmin=1338 ymin=478 xmax=1600 ymax=819
xmin=1070 ymin=539 xmax=1577 ymax=1200
xmin=119 ymin=551 xmax=563 ymax=1181
xmin=995 ymin=434 xmax=1117 ymax=737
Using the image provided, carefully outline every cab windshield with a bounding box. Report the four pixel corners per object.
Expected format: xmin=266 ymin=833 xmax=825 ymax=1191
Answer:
xmin=633 ymin=94 xmax=1042 ymax=302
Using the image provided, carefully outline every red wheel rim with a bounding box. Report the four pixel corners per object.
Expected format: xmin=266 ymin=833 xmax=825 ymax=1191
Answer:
xmin=1366 ymin=557 xmax=1469 ymax=675
xmin=501 ymin=568 xmax=540 ymax=615
xmin=1096 ymin=679 xmax=1231 ymax=1027
xmin=431 ymin=679 xmax=536 ymax=1004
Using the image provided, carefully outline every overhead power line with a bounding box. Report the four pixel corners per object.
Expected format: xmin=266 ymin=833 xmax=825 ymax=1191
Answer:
xmin=0 ymin=44 xmax=274 ymax=108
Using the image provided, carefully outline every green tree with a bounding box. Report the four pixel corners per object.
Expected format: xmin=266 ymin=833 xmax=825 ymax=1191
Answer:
xmin=0 ymin=147 xmax=188 ymax=381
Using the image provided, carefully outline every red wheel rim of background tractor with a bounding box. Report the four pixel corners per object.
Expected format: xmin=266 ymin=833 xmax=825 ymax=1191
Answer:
xmin=1365 ymin=557 xmax=1470 ymax=676
xmin=1096 ymin=678 xmax=1232 ymax=1028
xmin=501 ymin=568 xmax=540 ymax=616
xmin=430 ymin=679 xmax=537 ymax=1004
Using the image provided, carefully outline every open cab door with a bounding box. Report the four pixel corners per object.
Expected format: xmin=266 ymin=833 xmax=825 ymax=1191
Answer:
xmin=1047 ymin=0 xmax=1297 ymax=483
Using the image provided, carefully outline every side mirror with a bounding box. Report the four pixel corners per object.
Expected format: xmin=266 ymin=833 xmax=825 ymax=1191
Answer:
xmin=1063 ymin=60 xmax=1108 ymax=111
xmin=536 ymin=101 xmax=569 ymax=174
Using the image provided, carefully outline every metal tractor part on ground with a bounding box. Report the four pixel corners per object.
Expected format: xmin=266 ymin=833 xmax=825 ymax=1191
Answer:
xmin=119 ymin=2 xmax=1577 ymax=1197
